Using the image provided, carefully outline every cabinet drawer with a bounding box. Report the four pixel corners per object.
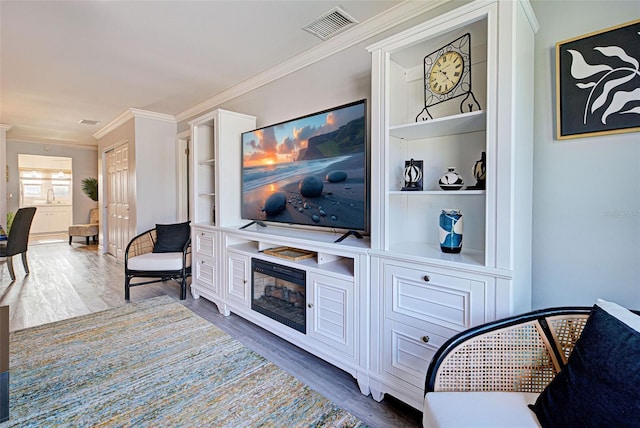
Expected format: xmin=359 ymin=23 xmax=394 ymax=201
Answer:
xmin=384 ymin=262 xmax=492 ymax=331
xmin=194 ymin=230 xmax=216 ymax=258
xmin=194 ymin=255 xmax=215 ymax=289
xmin=383 ymin=321 xmax=448 ymax=388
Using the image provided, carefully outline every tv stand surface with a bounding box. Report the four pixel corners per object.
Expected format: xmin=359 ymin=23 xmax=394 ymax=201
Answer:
xmin=224 ymin=223 xmax=370 ymax=252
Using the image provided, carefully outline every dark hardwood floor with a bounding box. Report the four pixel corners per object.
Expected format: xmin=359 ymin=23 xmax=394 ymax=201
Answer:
xmin=0 ymin=240 xmax=422 ymax=427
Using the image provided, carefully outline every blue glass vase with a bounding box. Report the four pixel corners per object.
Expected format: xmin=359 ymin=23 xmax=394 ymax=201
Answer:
xmin=439 ymin=209 xmax=463 ymax=253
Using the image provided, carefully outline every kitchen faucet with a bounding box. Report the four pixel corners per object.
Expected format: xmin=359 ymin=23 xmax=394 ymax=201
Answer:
xmin=46 ymin=188 xmax=55 ymax=203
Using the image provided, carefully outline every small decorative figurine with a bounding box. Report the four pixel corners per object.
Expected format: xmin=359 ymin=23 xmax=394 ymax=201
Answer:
xmin=402 ymin=159 xmax=423 ymax=191
xmin=467 ymin=151 xmax=486 ymax=190
xmin=438 ymin=167 xmax=464 ymax=190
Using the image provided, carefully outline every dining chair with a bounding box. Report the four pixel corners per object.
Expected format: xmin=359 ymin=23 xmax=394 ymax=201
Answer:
xmin=0 ymin=207 xmax=37 ymax=281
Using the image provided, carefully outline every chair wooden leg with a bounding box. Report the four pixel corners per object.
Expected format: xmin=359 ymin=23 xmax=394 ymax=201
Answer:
xmin=21 ymin=252 xmax=30 ymax=275
xmin=69 ymin=236 xmax=72 ymax=245
xmin=86 ymin=237 xmax=90 ymax=245
xmin=125 ymin=276 xmax=131 ymax=300
xmin=6 ymin=258 xmax=15 ymax=281
xmin=180 ymin=276 xmax=187 ymax=300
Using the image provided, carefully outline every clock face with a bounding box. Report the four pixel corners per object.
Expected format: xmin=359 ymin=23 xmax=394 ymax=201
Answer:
xmin=429 ymin=51 xmax=464 ymax=95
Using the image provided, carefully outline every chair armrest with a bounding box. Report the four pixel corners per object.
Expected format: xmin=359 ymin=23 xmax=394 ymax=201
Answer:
xmin=125 ymin=229 xmax=156 ymax=266
xmin=425 ymin=307 xmax=592 ymax=394
xmin=182 ymin=238 xmax=192 ymax=269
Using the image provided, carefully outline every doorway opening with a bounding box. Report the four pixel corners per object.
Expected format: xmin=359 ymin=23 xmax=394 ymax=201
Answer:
xmin=17 ymin=154 xmax=73 ymax=243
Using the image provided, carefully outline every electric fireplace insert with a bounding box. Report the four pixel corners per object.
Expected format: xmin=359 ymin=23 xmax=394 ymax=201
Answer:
xmin=251 ymin=258 xmax=306 ymax=333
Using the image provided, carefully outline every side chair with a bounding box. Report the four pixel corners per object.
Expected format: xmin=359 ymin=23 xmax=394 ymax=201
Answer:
xmin=124 ymin=222 xmax=192 ymax=300
xmin=0 ymin=207 xmax=37 ymax=281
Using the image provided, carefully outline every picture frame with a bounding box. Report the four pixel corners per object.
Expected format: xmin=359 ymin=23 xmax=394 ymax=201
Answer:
xmin=555 ymin=19 xmax=640 ymax=140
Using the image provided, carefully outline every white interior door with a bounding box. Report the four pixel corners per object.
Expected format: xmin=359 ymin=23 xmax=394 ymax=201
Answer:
xmin=106 ymin=142 xmax=130 ymax=260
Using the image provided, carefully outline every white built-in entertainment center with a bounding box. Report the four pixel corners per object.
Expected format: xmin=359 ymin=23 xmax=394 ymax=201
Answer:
xmin=188 ymin=0 xmax=538 ymax=410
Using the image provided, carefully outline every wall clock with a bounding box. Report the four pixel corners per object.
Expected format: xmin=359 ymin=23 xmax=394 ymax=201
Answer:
xmin=417 ymin=33 xmax=481 ymax=121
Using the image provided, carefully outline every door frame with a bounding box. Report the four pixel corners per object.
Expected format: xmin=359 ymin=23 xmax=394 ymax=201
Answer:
xmin=176 ymin=130 xmax=191 ymax=223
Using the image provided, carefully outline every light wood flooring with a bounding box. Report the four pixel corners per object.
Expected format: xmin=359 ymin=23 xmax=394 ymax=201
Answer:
xmin=0 ymin=240 xmax=422 ymax=427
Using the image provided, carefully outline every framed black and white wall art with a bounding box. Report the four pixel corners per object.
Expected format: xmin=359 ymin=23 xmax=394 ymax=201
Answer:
xmin=556 ymin=19 xmax=640 ymax=140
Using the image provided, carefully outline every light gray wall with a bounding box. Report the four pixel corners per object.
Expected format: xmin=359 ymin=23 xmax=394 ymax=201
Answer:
xmin=6 ymin=141 xmax=98 ymax=224
xmin=134 ymin=117 xmax=178 ymax=230
xmin=96 ymin=116 xmax=178 ymax=235
xmin=531 ymin=1 xmax=640 ymax=308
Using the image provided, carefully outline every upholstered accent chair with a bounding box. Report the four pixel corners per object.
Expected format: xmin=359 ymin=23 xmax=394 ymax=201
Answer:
xmin=0 ymin=207 xmax=37 ymax=281
xmin=423 ymin=301 xmax=640 ymax=428
xmin=124 ymin=222 xmax=192 ymax=300
xmin=68 ymin=208 xmax=99 ymax=245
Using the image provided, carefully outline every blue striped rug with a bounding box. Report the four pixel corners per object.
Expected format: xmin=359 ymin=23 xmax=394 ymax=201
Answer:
xmin=2 ymin=296 xmax=364 ymax=427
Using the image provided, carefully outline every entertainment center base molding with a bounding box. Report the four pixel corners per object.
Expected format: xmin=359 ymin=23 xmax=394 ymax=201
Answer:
xmin=188 ymin=0 xmax=538 ymax=412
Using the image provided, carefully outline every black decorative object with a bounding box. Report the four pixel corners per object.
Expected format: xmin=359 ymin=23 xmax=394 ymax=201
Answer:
xmin=401 ymin=159 xmax=423 ymax=191
xmin=556 ymin=19 xmax=640 ymax=140
xmin=438 ymin=167 xmax=463 ymax=191
xmin=466 ymin=151 xmax=486 ymax=190
xmin=416 ymin=33 xmax=481 ymax=121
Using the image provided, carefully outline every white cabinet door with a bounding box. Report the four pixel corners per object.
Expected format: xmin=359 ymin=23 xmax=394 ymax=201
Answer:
xmin=48 ymin=207 xmax=71 ymax=232
xmin=307 ymin=272 xmax=355 ymax=359
xmin=30 ymin=210 xmax=48 ymax=234
xmin=227 ymin=251 xmax=250 ymax=307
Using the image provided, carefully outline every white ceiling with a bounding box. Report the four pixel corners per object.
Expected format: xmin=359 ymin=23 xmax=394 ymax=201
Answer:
xmin=0 ymin=0 xmax=404 ymax=146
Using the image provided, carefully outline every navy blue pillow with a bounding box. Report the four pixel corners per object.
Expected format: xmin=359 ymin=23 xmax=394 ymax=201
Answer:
xmin=153 ymin=222 xmax=190 ymax=253
xmin=530 ymin=305 xmax=640 ymax=427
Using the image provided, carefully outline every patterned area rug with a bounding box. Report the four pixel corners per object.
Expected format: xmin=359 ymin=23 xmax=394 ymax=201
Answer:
xmin=2 ymin=296 xmax=364 ymax=427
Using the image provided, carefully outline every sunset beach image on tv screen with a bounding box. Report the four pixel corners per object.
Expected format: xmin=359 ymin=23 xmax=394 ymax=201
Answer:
xmin=241 ymin=100 xmax=367 ymax=231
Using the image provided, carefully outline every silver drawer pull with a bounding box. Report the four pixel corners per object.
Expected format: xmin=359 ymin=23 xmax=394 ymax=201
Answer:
xmin=423 ymin=275 xmax=430 ymax=282
xmin=422 ymin=335 xmax=430 ymax=343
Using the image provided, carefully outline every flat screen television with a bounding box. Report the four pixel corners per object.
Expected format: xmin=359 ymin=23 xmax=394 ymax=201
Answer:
xmin=241 ymin=99 xmax=368 ymax=234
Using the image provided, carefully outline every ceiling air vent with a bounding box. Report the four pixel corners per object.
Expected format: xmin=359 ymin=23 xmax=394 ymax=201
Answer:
xmin=303 ymin=7 xmax=358 ymax=40
xmin=78 ymin=119 xmax=101 ymax=126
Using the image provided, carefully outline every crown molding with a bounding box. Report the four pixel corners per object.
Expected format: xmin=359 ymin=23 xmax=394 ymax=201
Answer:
xmin=94 ymin=108 xmax=176 ymax=140
xmin=175 ymin=0 xmax=449 ymax=123
xmin=7 ymin=136 xmax=98 ymax=151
